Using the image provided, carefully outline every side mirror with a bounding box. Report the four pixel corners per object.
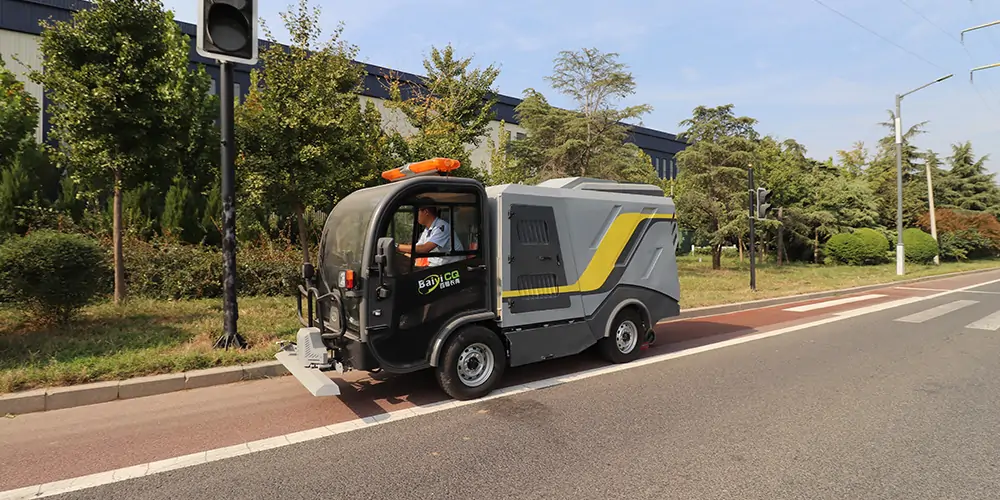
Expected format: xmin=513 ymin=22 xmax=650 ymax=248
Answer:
xmin=376 ymin=237 xmax=397 ymax=278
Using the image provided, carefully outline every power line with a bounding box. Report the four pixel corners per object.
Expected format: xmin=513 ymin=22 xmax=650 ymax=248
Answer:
xmin=895 ymin=0 xmax=1000 ymax=108
xmin=810 ymin=0 xmax=947 ymax=72
xmin=897 ymin=0 xmax=963 ymax=44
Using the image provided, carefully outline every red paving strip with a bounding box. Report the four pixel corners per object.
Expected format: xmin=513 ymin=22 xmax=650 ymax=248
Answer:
xmin=0 ymin=278 xmax=973 ymax=491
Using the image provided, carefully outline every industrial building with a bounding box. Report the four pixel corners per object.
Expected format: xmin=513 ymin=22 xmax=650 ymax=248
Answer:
xmin=0 ymin=0 xmax=686 ymax=178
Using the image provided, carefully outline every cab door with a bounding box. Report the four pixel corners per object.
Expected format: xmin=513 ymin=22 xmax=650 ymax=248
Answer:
xmin=366 ymin=180 xmax=492 ymax=369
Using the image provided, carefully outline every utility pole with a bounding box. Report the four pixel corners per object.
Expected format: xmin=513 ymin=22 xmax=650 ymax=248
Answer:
xmin=925 ymin=162 xmax=939 ymax=265
xmin=893 ymin=74 xmax=953 ymax=276
xmin=748 ymin=165 xmax=756 ymax=291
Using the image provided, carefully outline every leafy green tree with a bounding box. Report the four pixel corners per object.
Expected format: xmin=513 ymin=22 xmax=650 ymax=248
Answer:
xmin=511 ymin=48 xmax=656 ymax=183
xmin=0 ymin=55 xmax=38 ymax=164
xmin=384 ymin=44 xmax=500 ymax=178
xmin=866 ymin=113 xmax=927 ymax=228
xmin=162 ymin=175 xmax=203 ymax=243
xmin=674 ymin=104 xmax=759 ymax=269
xmin=235 ymin=0 xmax=384 ymax=265
xmin=938 ymin=141 xmax=999 ymax=214
xmin=30 ymin=0 xmax=215 ymax=304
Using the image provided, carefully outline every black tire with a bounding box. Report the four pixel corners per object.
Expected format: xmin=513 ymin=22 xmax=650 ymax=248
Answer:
xmin=435 ymin=325 xmax=506 ymax=400
xmin=598 ymin=308 xmax=644 ymax=364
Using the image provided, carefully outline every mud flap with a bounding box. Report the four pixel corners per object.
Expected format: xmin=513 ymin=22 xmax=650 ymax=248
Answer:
xmin=274 ymin=328 xmax=342 ymax=397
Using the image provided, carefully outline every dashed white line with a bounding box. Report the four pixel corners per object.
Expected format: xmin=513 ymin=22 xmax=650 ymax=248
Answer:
xmin=5 ymin=276 xmax=1000 ymax=500
xmin=966 ymin=310 xmax=1000 ymax=331
xmin=894 ymin=300 xmax=979 ymax=323
xmin=784 ymin=294 xmax=886 ymax=313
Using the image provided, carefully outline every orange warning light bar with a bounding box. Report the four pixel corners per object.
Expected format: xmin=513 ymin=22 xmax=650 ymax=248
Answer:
xmin=380 ymin=157 xmax=461 ymax=182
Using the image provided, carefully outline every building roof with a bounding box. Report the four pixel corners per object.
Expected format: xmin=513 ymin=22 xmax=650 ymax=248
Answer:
xmin=0 ymin=0 xmax=687 ymax=158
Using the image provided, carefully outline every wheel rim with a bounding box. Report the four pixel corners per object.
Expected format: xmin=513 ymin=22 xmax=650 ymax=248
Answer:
xmin=457 ymin=342 xmax=495 ymax=388
xmin=616 ymin=320 xmax=639 ymax=354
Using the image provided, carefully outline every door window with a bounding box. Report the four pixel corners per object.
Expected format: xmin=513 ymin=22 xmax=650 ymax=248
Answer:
xmin=382 ymin=193 xmax=482 ymax=275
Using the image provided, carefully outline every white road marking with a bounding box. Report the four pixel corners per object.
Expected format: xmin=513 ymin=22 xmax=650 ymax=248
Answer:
xmin=783 ymin=294 xmax=886 ymax=313
xmin=894 ymin=300 xmax=979 ymax=323
xmin=896 ymin=286 xmax=1000 ymax=295
xmin=966 ymin=310 xmax=1000 ymax=331
xmin=5 ymin=276 xmax=1000 ymax=500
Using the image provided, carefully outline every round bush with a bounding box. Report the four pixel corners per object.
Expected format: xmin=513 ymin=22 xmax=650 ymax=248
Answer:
xmin=903 ymin=228 xmax=938 ymax=264
xmin=0 ymin=231 xmax=110 ymax=322
xmin=825 ymin=233 xmax=866 ymax=265
xmin=853 ymin=228 xmax=889 ymax=265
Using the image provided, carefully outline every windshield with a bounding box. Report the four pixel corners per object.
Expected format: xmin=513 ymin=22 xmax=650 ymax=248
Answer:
xmin=318 ymin=184 xmax=391 ymax=284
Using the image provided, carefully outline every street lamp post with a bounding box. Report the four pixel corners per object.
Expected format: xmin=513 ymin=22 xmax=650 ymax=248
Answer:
xmin=893 ymin=73 xmax=953 ymax=276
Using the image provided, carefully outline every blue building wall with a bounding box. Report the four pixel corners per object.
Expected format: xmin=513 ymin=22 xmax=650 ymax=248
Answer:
xmin=0 ymin=0 xmax=687 ymax=178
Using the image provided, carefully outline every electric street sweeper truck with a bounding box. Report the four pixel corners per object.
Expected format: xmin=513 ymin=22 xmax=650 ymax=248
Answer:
xmin=276 ymin=157 xmax=681 ymax=400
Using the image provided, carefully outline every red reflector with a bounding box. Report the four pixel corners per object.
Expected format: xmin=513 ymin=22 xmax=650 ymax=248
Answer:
xmin=344 ymin=270 xmax=355 ymax=290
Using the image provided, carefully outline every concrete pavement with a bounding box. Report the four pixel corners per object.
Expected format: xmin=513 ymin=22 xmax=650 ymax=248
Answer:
xmin=4 ymin=270 xmax=1000 ymax=499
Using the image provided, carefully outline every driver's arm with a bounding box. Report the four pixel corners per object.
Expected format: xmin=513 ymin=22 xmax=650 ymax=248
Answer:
xmin=397 ymin=241 xmax=438 ymax=254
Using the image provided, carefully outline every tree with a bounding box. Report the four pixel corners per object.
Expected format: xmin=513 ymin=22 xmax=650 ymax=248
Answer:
xmin=674 ymin=104 xmax=759 ymax=269
xmin=511 ymin=48 xmax=656 ymax=183
xmin=0 ymin=55 xmax=38 ymax=164
xmin=235 ymin=0 xmax=384 ymax=266
xmin=938 ymin=141 xmax=1000 ymax=214
xmin=30 ymin=0 xmax=215 ymax=304
xmin=383 ymin=44 xmax=500 ymax=178
xmin=866 ymin=112 xmax=927 ymax=228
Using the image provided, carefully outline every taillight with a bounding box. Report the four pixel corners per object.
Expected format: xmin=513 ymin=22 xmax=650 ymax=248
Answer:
xmin=338 ymin=270 xmax=355 ymax=290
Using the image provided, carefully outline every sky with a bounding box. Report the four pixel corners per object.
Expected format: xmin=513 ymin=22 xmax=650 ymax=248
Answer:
xmin=165 ymin=0 xmax=1000 ymax=172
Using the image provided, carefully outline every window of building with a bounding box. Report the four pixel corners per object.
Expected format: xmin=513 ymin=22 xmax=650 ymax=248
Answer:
xmin=515 ymin=132 xmax=526 ymax=141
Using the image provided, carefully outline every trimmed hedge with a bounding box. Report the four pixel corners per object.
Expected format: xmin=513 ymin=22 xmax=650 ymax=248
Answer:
xmin=0 ymin=231 xmax=110 ymax=322
xmin=825 ymin=229 xmax=890 ymax=265
xmin=825 ymin=233 xmax=866 ymax=265
xmin=854 ymin=228 xmax=889 ymax=263
xmin=903 ymin=228 xmax=938 ymax=264
xmin=123 ymin=239 xmax=301 ymax=300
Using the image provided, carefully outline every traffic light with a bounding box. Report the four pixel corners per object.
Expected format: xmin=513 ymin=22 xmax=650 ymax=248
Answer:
xmin=197 ymin=0 xmax=258 ymax=65
xmin=756 ymin=187 xmax=772 ymax=219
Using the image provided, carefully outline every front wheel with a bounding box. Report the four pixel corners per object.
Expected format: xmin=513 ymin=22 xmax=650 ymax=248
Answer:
xmin=598 ymin=308 xmax=644 ymax=364
xmin=435 ymin=325 xmax=506 ymax=400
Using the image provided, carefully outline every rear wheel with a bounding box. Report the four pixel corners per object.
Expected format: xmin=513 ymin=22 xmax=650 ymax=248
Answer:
xmin=435 ymin=325 xmax=506 ymax=400
xmin=598 ymin=308 xmax=644 ymax=364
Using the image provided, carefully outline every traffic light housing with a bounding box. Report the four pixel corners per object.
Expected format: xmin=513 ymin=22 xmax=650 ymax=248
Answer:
xmin=197 ymin=0 xmax=258 ymax=65
xmin=756 ymin=187 xmax=772 ymax=219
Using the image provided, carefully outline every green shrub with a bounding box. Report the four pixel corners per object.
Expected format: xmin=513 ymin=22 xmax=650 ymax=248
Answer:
xmin=903 ymin=228 xmax=938 ymax=264
xmin=825 ymin=232 xmax=867 ymax=265
xmin=123 ymin=238 xmax=301 ymax=300
xmin=0 ymin=231 xmax=110 ymax=322
xmin=852 ymin=228 xmax=889 ymax=264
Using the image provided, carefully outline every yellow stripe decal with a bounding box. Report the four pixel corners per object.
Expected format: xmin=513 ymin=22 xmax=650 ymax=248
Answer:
xmin=502 ymin=212 xmax=675 ymax=298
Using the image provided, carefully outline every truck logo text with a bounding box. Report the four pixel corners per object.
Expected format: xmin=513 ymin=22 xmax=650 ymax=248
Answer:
xmin=418 ymin=270 xmax=461 ymax=295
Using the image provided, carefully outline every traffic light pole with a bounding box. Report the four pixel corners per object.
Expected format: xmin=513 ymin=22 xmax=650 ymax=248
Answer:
xmin=214 ymin=61 xmax=246 ymax=350
xmin=748 ymin=166 xmax=756 ymax=292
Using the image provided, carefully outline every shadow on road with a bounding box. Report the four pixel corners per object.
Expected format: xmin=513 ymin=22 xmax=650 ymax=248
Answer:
xmin=330 ymin=319 xmax=759 ymax=421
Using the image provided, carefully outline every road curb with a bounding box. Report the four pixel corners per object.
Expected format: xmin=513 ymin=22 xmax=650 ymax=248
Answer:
xmin=3 ymin=266 xmax=998 ymax=417
xmin=1 ymin=361 xmax=289 ymax=417
xmin=668 ymin=266 xmax=1000 ymax=322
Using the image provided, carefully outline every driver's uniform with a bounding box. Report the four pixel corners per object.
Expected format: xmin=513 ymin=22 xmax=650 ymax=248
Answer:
xmin=415 ymin=217 xmax=463 ymax=267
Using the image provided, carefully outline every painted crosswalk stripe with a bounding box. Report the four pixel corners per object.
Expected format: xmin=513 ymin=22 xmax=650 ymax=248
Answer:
xmin=966 ymin=310 xmax=1000 ymax=331
xmin=784 ymin=294 xmax=886 ymax=313
xmin=894 ymin=300 xmax=979 ymax=323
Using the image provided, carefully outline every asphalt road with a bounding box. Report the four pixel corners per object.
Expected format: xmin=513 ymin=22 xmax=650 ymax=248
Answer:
xmin=47 ymin=277 xmax=1000 ymax=500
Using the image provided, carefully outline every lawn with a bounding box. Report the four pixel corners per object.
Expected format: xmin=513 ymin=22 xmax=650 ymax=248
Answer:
xmin=0 ymin=297 xmax=300 ymax=394
xmin=2 ymin=256 xmax=998 ymax=393
xmin=677 ymin=254 xmax=1000 ymax=308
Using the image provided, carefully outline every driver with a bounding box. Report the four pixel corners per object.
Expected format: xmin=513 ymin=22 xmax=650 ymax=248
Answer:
xmin=396 ymin=202 xmax=464 ymax=268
